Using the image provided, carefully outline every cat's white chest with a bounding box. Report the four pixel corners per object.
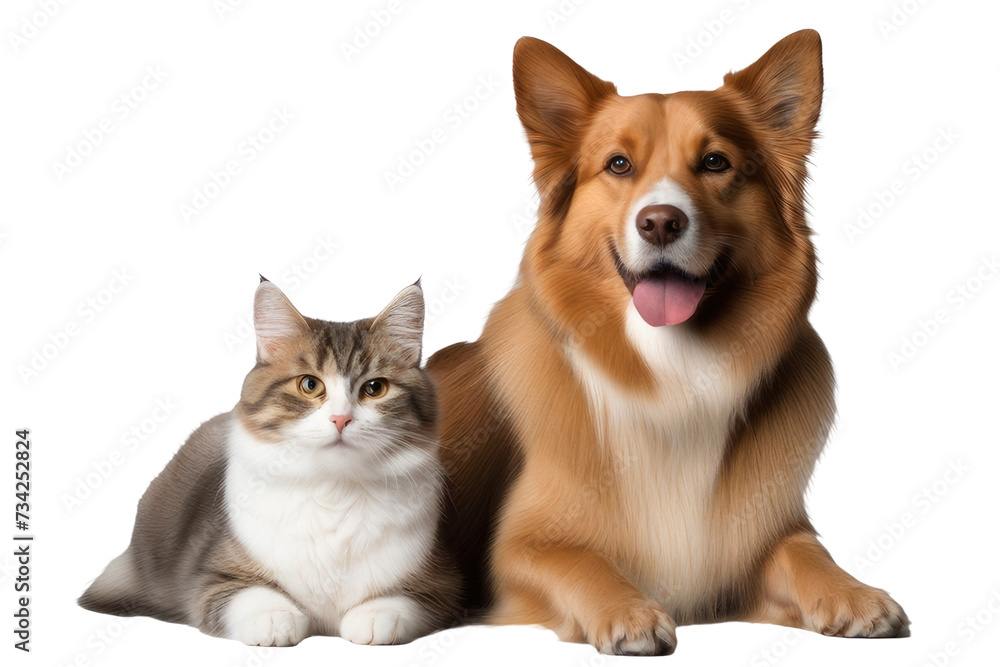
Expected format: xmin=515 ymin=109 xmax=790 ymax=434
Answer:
xmin=566 ymin=308 xmax=752 ymax=617
xmin=224 ymin=422 xmax=438 ymax=634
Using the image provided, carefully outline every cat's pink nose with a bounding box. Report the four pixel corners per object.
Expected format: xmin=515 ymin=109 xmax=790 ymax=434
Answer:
xmin=330 ymin=415 xmax=353 ymax=433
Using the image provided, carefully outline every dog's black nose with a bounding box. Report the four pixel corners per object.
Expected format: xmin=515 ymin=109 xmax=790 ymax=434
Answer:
xmin=636 ymin=205 xmax=688 ymax=246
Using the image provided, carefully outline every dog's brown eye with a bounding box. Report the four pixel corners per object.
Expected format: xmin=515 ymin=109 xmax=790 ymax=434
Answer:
xmin=362 ymin=378 xmax=389 ymax=399
xmin=607 ymin=155 xmax=633 ymax=176
xmin=297 ymin=375 xmax=325 ymax=398
xmin=702 ymin=153 xmax=730 ymax=172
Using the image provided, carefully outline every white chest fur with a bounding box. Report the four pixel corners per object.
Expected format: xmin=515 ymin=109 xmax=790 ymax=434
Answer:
xmin=224 ymin=421 xmax=440 ymax=635
xmin=565 ymin=306 xmax=752 ymax=617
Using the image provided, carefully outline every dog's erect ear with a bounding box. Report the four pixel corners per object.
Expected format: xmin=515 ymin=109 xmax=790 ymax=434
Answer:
xmin=722 ymin=30 xmax=823 ymax=229
xmin=722 ymin=30 xmax=823 ymax=142
xmin=513 ymin=37 xmax=616 ymax=220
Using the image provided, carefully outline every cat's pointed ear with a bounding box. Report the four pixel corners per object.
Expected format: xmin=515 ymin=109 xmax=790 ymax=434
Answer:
xmin=370 ymin=281 xmax=424 ymax=367
xmin=253 ymin=278 xmax=310 ymax=363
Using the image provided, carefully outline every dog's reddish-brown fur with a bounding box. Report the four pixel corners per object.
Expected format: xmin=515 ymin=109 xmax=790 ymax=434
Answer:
xmin=429 ymin=30 xmax=908 ymax=655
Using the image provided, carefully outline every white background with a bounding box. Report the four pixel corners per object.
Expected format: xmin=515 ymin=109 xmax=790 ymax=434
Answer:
xmin=2 ymin=0 xmax=999 ymax=666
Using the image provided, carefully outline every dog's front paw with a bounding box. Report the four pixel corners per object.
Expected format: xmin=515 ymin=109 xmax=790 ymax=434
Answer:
xmin=803 ymin=585 xmax=910 ymax=638
xmin=340 ymin=595 xmax=423 ymax=645
xmin=587 ymin=598 xmax=677 ymax=656
xmin=226 ymin=586 xmax=310 ymax=647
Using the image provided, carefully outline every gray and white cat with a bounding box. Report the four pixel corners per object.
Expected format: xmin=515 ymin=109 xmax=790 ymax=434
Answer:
xmin=79 ymin=279 xmax=460 ymax=646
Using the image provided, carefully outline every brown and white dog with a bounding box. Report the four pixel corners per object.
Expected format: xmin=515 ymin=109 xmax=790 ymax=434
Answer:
xmin=427 ymin=30 xmax=909 ymax=656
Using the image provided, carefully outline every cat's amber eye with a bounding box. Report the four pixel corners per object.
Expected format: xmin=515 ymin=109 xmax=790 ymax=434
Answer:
xmin=361 ymin=378 xmax=389 ymax=399
xmin=297 ymin=375 xmax=325 ymax=398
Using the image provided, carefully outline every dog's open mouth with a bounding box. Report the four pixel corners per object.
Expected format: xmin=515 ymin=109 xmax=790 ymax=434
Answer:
xmin=612 ymin=246 xmax=708 ymax=327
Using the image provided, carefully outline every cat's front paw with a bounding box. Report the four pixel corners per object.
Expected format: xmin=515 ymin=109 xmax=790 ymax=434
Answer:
xmin=226 ymin=586 xmax=310 ymax=647
xmin=340 ymin=595 xmax=424 ymax=645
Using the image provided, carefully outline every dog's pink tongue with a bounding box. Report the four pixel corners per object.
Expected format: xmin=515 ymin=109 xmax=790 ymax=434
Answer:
xmin=633 ymin=275 xmax=707 ymax=326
